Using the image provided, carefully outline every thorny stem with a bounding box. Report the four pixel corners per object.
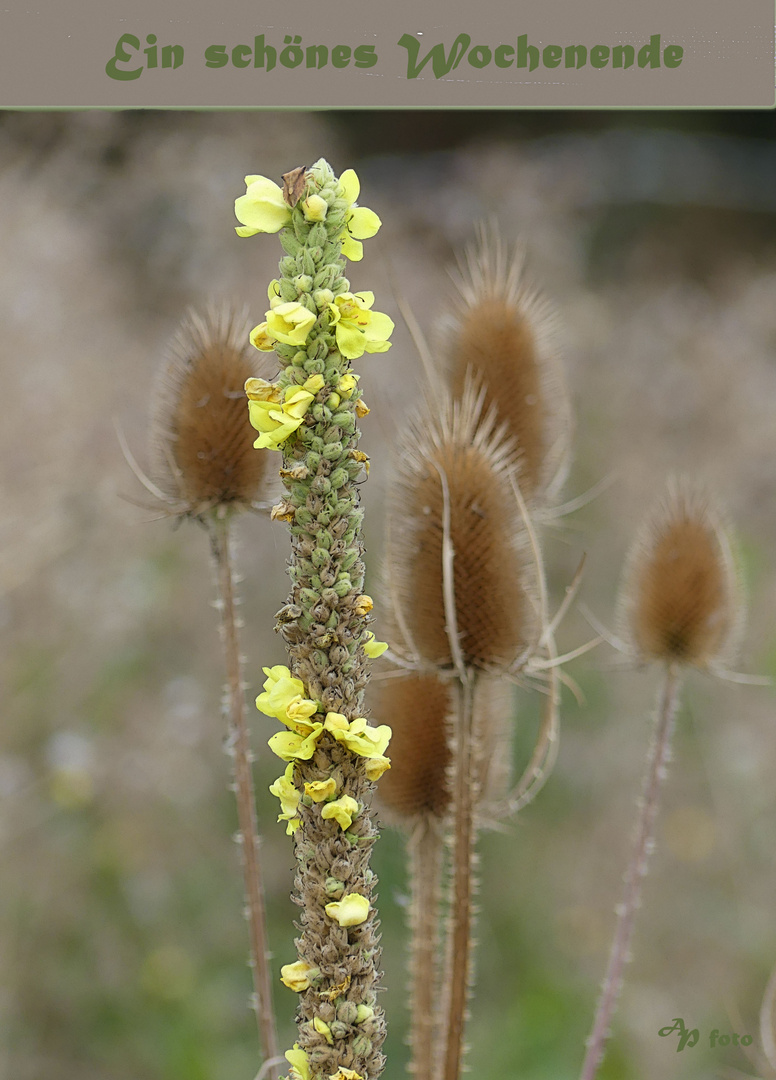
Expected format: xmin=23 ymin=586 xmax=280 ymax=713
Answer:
xmin=211 ymin=515 xmax=280 ymax=1078
xmin=439 ymin=674 xmax=479 ymax=1080
xmin=408 ymin=817 xmax=445 ymax=1080
xmin=579 ymin=662 xmax=682 ymax=1080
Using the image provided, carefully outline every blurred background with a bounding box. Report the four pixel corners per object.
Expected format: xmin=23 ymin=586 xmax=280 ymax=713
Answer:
xmin=2 ymin=109 xmax=776 ymax=1080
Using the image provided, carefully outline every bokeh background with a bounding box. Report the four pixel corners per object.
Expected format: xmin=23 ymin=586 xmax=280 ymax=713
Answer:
xmin=2 ymin=109 xmax=776 ymax=1080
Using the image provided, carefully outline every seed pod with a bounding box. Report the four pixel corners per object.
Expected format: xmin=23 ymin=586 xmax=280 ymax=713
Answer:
xmin=149 ymin=305 xmax=272 ymax=516
xmin=385 ymin=384 xmax=539 ymax=675
xmin=440 ymin=227 xmax=571 ymax=505
xmin=618 ymin=480 xmax=742 ymax=669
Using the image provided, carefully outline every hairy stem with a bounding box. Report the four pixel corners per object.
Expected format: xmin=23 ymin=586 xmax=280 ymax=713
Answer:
xmin=408 ymin=816 xmax=446 ymax=1080
xmin=439 ymin=674 xmax=479 ymax=1080
xmin=211 ymin=515 xmax=280 ymax=1077
xmin=579 ymin=662 xmax=682 ymax=1080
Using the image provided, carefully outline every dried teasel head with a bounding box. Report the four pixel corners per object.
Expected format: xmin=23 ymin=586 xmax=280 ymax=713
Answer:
xmin=148 ymin=306 xmax=273 ymax=519
xmin=384 ymin=383 xmax=540 ymax=677
xmin=372 ymin=671 xmax=514 ymax=825
xmin=439 ymin=226 xmax=571 ymax=506
xmin=618 ymin=479 xmax=743 ymax=671
xmin=372 ymin=672 xmax=453 ymax=821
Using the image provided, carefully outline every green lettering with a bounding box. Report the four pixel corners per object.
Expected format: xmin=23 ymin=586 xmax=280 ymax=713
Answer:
xmin=105 ymin=33 xmax=143 ymax=81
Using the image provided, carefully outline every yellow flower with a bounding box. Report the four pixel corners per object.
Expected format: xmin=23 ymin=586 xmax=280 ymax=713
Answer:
xmin=305 ymin=777 xmax=338 ymax=802
xmin=249 ymin=323 xmax=278 ymax=352
xmin=323 ymin=713 xmax=392 ymax=762
xmin=313 ymin=1017 xmax=334 ymax=1045
xmin=363 ymin=632 xmax=388 ymax=659
xmin=235 ymin=174 xmax=292 ymax=237
xmin=245 ymin=377 xmax=282 ymax=404
xmin=285 ymin=1043 xmax=311 ymax=1080
xmin=303 ymin=193 xmax=328 ymax=222
xmin=337 ymin=372 xmax=360 ymax=398
xmin=354 ymin=594 xmax=374 ymax=616
xmin=280 ymin=959 xmax=319 ymax=992
xmin=321 ymin=794 xmax=360 ymax=830
xmin=329 ymin=1070 xmax=364 ymax=1080
xmin=328 ymin=293 xmax=393 ymax=360
xmin=338 ymin=169 xmax=381 ymax=262
xmin=256 ymin=666 xmax=318 ymax=730
xmin=265 ymin=301 xmax=317 ymax=347
xmin=247 ymin=384 xmax=315 ymax=451
xmin=364 ymin=755 xmax=391 ymax=782
xmin=268 ymin=723 xmax=324 ymax=762
xmin=325 ymin=892 xmax=371 ymax=927
xmin=269 ymin=763 xmax=301 ymax=835
xmin=355 ymin=1005 xmax=374 ymax=1023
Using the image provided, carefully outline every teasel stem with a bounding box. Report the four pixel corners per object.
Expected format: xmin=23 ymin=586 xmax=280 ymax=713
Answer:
xmin=210 ymin=512 xmax=280 ymax=1078
xmin=438 ymin=673 xmax=479 ymax=1080
xmin=407 ymin=816 xmax=445 ymax=1080
xmin=579 ymin=662 xmax=682 ymax=1080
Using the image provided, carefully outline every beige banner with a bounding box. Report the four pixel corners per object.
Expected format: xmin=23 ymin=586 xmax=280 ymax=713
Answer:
xmin=0 ymin=0 xmax=773 ymax=107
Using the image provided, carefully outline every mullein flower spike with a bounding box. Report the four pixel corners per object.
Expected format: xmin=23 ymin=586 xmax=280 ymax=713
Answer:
xmin=238 ymin=159 xmax=392 ymax=1080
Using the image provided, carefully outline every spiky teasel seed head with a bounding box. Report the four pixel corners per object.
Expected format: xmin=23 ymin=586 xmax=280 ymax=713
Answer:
xmin=440 ymin=226 xmax=571 ymax=505
xmin=384 ymin=382 xmax=540 ymax=676
xmin=372 ymin=672 xmax=453 ymax=821
xmin=618 ymin=479 xmax=743 ymax=670
xmin=371 ymin=671 xmax=513 ymax=824
xmin=149 ymin=305 xmax=272 ymax=518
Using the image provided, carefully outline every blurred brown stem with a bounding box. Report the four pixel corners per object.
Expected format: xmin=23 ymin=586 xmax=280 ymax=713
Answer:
xmin=439 ymin=674 xmax=478 ymax=1080
xmin=579 ymin=662 xmax=681 ymax=1080
xmin=408 ymin=816 xmax=445 ymax=1080
xmin=211 ymin=515 xmax=280 ymax=1078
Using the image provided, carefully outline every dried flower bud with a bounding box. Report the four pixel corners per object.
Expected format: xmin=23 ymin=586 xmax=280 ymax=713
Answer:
xmin=618 ymin=480 xmax=742 ymax=669
xmin=149 ymin=305 xmax=272 ymax=517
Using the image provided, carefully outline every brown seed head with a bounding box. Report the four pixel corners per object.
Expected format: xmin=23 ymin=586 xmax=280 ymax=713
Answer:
xmin=619 ymin=480 xmax=742 ymax=669
xmin=385 ymin=385 xmax=538 ymax=674
xmin=442 ymin=227 xmax=571 ymax=504
xmin=149 ymin=306 xmax=272 ymax=517
xmin=373 ymin=672 xmax=453 ymax=821
xmin=372 ymin=672 xmax=513 ymax=824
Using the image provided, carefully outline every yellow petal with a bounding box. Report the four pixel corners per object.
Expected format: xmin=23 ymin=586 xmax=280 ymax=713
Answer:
xmin=324 ymin=892 xmax=370 ymax=927
xmin=280 ymin=959 xmax=318 ymax=992
xmin=363 ymin=633 xmax=388 ymax=658
xmin=285 ymin=1044 xmax=311 ymax=1080
xmin=305 ymin=778 xmax=338 ymax=802
xmin=321 ymin=795 xmax=359 ymax=830
xmin=348 ymin=206 xmax=381 ymax=240
xmin=249 ymin=323 xmax=278 ymax=352
xmin=235 ymin=175 xmax=291 ymax=234
xmin=364 ymin=755 xmax=391 ymax=782
xmin=339 ymin=168 xmax=360 ymax=205
xmin=313 ymin=1017 xmax=334 ymax=1045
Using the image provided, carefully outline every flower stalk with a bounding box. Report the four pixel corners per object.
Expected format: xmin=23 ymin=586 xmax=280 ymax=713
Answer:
xmin=236 ymin=158 xmax=393 ymax=1080
xmin=579 ymin=663 xmax=681 ymax=1080
xmin=210 ymin=513 xmax=281 ymax=1076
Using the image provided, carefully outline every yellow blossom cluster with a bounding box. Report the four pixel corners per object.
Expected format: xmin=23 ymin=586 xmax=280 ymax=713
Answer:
xmin=256 ymin=666 xmax=391 ymax=779
xmin=234 ymin=168 xmax=381 ymax=263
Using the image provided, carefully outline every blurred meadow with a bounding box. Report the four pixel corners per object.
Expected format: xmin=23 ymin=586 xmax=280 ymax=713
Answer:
xmin=2 ymin=109 xmax=776 ymax=1080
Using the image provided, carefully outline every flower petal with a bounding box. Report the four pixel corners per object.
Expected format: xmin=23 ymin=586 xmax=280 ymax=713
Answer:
xmin=339 ymin=169 xmax=360 ymax=205
xmin=235 ymin=176 xmax=291 ymax=234
xmin=348 ymin=206 xmax=381 ymax=240
xmin=341 ymin=234 xmax=364 ymax=262
xmin=324 ymin=892 xmax=370 ymax=927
